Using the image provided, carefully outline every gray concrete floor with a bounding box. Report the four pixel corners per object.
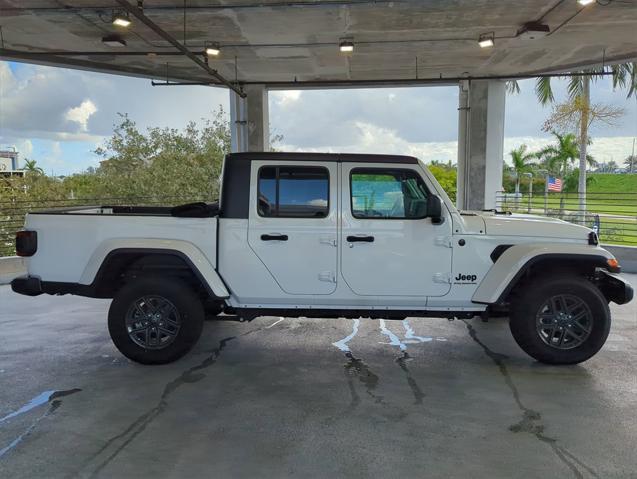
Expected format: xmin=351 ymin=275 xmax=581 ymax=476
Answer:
xmin=0 ymin=276 xmax=636 ymax=479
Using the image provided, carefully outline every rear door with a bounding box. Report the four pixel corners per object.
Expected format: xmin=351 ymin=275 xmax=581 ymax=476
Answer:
xmin=247 ymin=161 xmax=338 ymax=295
xmin=340 ymin=163 xmax=452 ymax=297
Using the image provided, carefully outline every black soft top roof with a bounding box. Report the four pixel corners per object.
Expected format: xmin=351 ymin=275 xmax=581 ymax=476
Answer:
xmin=226 ymin=152 xmax=419 ymax=164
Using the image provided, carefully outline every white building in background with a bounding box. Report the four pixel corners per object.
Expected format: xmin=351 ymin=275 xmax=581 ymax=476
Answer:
xmin=0 ymin=148 xmax=25 ymax=177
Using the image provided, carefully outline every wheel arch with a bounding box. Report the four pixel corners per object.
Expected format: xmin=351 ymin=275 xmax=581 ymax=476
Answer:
xmin=473 ymin=244 xmax=615 ymax=305
xmin=82 ymin=242 xmax=230 ymax=299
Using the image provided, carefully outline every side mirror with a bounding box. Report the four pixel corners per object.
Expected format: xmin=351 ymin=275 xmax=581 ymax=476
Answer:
xmin=427 ymin=195 xmax=444 ymax=225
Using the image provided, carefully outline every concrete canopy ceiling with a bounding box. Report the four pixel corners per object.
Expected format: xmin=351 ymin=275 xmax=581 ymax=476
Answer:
xmin=0 ymin=0 xmax=636 ymax=89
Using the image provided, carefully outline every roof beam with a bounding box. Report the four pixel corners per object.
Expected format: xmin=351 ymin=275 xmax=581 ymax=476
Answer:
xmin=113 ymin=0 xmax=245 ymax=97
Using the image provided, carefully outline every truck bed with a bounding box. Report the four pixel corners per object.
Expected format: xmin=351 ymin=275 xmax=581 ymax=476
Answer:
xmin=24 ymin=203 xmax=219 ymax=284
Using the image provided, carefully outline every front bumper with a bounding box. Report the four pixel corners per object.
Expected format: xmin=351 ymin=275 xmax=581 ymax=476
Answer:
xmin=599 ymin=270 xmax=634 ymax=305
xmin=11 ymin=275 xmax=43 ymax=296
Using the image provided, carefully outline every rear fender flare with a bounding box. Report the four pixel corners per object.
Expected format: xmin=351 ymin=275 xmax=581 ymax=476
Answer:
xmin=80 ymin=239 xmax=230 ymax=298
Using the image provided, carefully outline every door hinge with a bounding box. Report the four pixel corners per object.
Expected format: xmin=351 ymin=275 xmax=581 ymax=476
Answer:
xmin=318 ymin=271 xmax=337 ymax=283
xmin=434 ymin=236 xmax=453 ymax=248
xmin=320 ymin=237 xmax=337 ymax=247
xmin=433 ymin=272 xmax=451 ymax=284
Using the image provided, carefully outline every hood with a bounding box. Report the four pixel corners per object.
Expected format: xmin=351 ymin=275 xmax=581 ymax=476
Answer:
xmin=463 ymin=211 xmax=593 ymax=241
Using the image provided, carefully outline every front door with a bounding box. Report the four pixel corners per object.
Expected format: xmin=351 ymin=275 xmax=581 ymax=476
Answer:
xmin=248 ymin=161 xmax=338 ymax=295
xmin=340 ymin=163 xmax=452 ymax=297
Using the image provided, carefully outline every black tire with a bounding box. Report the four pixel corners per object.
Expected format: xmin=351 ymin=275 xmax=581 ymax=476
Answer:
xmin=509 ymin=275 xmax=610 ymax=365
xmin=108 ymin=277 xmax=204 ymax=365
xmin=204 ymin=301 xmax=224 ymax=320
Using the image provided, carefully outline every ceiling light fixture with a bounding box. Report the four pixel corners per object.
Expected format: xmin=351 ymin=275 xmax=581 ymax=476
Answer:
xmin=339 ymin=40 xmax=354 ymax=54
xmin=578 ymin=0 xmax=595 ymax=5
xmin=102 ymin=35 xmax=127 ymax=47
xmin=112 ymin=11 xmax=131 ymax=27
xmin=478 ymin=32 xmax=495 ymax=48
xmin=205 ymin=43 xmax=221 ymax=57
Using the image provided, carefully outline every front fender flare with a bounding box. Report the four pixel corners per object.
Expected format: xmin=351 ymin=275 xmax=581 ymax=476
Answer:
xmin=472 ymin=243 xmax=614 ymax=305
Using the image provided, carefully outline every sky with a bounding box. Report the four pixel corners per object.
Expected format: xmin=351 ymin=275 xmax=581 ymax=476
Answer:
xmin=1 ymin=60 xmax=636 ymax=176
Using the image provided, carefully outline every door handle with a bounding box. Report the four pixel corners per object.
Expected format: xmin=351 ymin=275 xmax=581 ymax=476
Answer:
xmin=261 ymin=234 xmax=288 ymax=241
xmin=346 ymin=235 xmax=374 ymax=243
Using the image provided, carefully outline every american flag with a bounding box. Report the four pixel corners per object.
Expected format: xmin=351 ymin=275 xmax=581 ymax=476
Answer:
xmin=548 ymin=176 xmax=563 ymax=192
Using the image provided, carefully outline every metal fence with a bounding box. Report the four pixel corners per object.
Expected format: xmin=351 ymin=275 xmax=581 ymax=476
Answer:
xmin=495 ymin=191 xmax=637 ymax=246
xmin=0 ymin=196 xmax=207 ymax=257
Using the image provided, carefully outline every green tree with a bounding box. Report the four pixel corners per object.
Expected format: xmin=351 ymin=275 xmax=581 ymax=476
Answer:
xmin=428 ymin=163 xmax=457 ymax=203
xmin=625 ymin=154 xmax=636 ymax=173
xmin=509 ymin=144 xmax=536 ymax=194
xmin=563 ymin=168 xmax=597 ymax=193
xmin=21 ymin=159 xmax=44 ymax=175
xmin=537 ymin=132 xmax=593 ymax=178
xmin=93 ymin=109 xmax=231 ymax=201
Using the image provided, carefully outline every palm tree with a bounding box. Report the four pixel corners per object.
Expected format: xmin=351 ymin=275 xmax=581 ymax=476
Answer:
xmin=537 ymin=131 xmax=596 ymax=178
xmin=22 ymin=159 xmax=44 ymax=175
xmin=537 ymin=132 xmax=579 ymax=178
xmin=509 ymin=144 xmax=536 ymax=194
xmin=606 ymin=160 xmax=620 ymax=173
xmin=534 ymin=64 xmax=636 ymax=214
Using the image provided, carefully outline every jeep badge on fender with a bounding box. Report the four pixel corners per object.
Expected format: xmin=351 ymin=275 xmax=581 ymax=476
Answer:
xmin=454 ymin=273 xmax=478 ymax=283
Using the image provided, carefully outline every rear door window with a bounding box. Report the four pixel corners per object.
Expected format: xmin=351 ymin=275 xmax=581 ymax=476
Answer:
xmin=258 ymin=166 xmax=329 ymax=218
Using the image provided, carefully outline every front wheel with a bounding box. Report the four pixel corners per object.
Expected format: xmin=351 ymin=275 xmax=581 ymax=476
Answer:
xmin=108 ymin=277 xmax=204 ymax=364
xmin=509 ymin=276 xmax=610 ymax=365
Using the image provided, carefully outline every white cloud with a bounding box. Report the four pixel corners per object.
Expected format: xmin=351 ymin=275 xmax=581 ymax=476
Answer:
xmin=280 ymin=124 xmax=637 ymax=167
xmin=0 ymin=61 xmax=228 ymax=146
xmin=2 ymin=61 xmax=635 ymax=176
xmin=271 ymin=90 xmax=302 ymax=107
xmin=65 ymin=100 xmax=97 ymax=132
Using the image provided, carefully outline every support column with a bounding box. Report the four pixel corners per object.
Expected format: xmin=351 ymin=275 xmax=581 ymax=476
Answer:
xmin=229 ymin=89 xmax=247 ymax=153
xmin=229 ymin=84 xmax=269 ymax=152
xmin=456 ymin=79 xmax=505 ymax=211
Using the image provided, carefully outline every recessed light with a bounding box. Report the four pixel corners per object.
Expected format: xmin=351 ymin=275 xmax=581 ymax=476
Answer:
xmin=578 ymin=0 xmax=595 ymax=5
xmin=339 ymin=40 xmax=354 ymax=53
xmin=205 ymin=44 xmax=221 ymax=56
xmin=102 ymin=35 xmax=127 ymax=47
xmin=478 ymin=33 xmax=495 ymax=48
xmin=112 ymin=12 xmax=131 ymax=27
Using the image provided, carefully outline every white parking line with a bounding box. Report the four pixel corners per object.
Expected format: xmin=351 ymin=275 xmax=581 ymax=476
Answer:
xmin=379 ymin=319 xmax=407 ymax=351
xmin=403 ymin=319 xmax=433 ymax=343
xmin=266 ymin=317 xmax=285 ymax=329
xmin=332 ymin=318 xmax=360 ymax=353
xmin=0 ymin=390 xmax=55 ymax=424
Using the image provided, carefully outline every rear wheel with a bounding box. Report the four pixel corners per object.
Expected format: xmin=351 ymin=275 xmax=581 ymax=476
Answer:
xmin=509 ymin=276 xmax=610 ymax=365
xmin=108 ymin=277 xmax=204 ymax=364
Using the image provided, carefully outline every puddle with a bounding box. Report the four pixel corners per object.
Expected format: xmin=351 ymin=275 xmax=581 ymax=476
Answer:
xmin=344 ymin=353 xmax=384 ymax=405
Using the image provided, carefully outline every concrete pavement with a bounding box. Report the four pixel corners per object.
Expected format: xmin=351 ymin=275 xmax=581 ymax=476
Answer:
xmin=0 ymin=275 xmax=636 ymax=478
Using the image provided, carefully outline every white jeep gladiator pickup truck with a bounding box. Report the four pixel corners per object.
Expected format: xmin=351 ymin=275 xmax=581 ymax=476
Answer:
xmin=11 ymin=152 xmax=633 ymax=365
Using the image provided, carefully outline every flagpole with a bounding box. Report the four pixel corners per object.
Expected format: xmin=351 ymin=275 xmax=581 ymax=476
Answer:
xmin=544 ymin=173 xmax=549 ymax=215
